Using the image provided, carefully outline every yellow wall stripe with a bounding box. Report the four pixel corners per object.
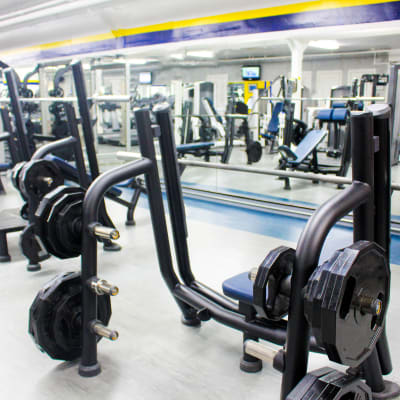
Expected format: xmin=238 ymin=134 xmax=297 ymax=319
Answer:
xmin=3 ymin=0 xmax=398 ymax=56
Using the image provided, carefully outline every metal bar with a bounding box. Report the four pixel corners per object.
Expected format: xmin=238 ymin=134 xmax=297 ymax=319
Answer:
xmin=372 ymin=106 xmax=393 ymax=376
xmin=117 ymin=151 xmax=400 ymax=191
xmin=154 ymin=106 xmax=195 ymax=285
xmin=4 ymin=68 xmax=32 ymax=160
xmin=173 ymin=284 xmax=324 ymax=354
xmin=259 ymin=96 xmax=385 ymax=102
xmin=281 ymin=181 xmax=371 ymax=399
xmin=71 ymin=60 xmax=100 ymax=180
xmin=351 ymin=110 xmax=385 ymax=393
xmin=244 ymin=340 xmax=278 ymax=364
xmin=0 ymin=107 xmax=20 ymax=163
xmin=31 ymin=136 xmax=76 ymax=160
xmin=0 ymin=95 xmax=131 ymax=103
xmin=63 ymin=103 xmax=90 ymax=188
xmin=134 ymin=108 xmax=197 ymax=322
xmin=79 ymin=158 xmax=152 ymax=377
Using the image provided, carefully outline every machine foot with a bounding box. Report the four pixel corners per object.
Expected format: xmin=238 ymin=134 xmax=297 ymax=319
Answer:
xmin=125 ymin=220 xmax=136 ymax=226
xmin=0 ymin=254 xmax=11 ymax=262
xmin=78 ymin=362 xmax=101 ymax=378
xmin=240 ymin=356 xmax=263 ymax=373
xmin=103 ymin=241 xmax=122 ymax=252
xmin=27 ymin=263 xmax=41 ymax=272
xmin=372 ymin=380 xmax=400 ymax=400
xmin=181 ymin=314 xmax=201 ymax=327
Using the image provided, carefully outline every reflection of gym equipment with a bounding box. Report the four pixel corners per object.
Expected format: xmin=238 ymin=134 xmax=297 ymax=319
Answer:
xmin=128 ymin=104 xmax=398 ymax=399
xmin=177 ymin=97 xmax=233 ymax=163
xmin=278 ymin=118 xmax=351 ymax=190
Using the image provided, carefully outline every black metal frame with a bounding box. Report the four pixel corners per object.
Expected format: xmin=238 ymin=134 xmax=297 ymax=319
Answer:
xmin=128 ymin=105 xmax=394 ymax=399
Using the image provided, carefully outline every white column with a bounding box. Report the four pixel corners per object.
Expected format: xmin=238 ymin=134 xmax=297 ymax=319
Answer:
xmin=287 ymin=39 xmax=308 ymax=119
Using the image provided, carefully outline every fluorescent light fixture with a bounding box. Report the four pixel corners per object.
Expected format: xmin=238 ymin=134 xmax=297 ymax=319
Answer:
xmin=309 ymin=40 xmax=340 ymax=50
xmin=170 ymin=53 xmax=185 ymax=60
xmin=129 ymin=58 xmax=156 ymax=65
xmin=187 ymin=50 xmax=214 ymax=58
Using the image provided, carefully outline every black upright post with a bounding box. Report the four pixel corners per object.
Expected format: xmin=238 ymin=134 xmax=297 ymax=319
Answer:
xmin=0 ymin=108 xmax=20 ymax=164
xmin=70 ymin=61 xmax=118 ymax=236
xmin=134 ymin=108 xmax=198 ymax=322
xmin=4 ymin=68 xmax=32 ymax=160
xmin=154 ymin=107 xmax=194 ymax=285
xmin=351 ymin=111 xmax=385 ymax=393
xmin=372 ymin=105 xmax=393 ymax=375
xmin=70 ymin=61 xmax=100 ymax=179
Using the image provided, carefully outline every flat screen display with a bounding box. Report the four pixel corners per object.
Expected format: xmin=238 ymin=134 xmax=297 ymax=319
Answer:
xmin=139 ymin=72 xmax=152 ymax=84
xmin=242 ymin=66 xmax=261 ymax=81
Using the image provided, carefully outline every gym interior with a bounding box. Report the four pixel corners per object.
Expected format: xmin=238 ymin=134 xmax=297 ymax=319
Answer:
xmin=1 ymin=1 xmax=400 ymax=399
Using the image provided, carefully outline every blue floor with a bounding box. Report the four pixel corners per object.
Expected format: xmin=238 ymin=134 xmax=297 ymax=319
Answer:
xmin=118 ymin=187 xmax=400 ymax=265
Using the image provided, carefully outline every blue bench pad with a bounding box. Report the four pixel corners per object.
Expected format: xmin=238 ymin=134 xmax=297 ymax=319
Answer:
xmin=222 ymin=272 xmax=264 ymax=305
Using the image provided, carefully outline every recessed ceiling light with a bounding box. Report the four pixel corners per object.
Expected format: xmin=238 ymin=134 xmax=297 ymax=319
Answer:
xmin=170 ymin=53 xmax=185 ymax=60
xmin=129 ymin=58 xmax=157 ymax=65
xmin=187 ymin=50 xmax=214 ymax=58
xmin=309 ymin=40 xmax=340 ymax=50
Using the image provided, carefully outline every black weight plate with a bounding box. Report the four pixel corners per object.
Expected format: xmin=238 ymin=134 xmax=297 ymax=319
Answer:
xmin=44 ymin=188 xmax=84 ymax=259
xmin=11 ymin=162 xmax=26 ymax=191
xmin=19 ymin=224 xmax=49 ymax=263
xmin=55 ymin=197 xmax=83 ymax=257
xmin=247 ymin=141 xmax=262 ymax=163
xmin=287 ymin=367 xmax=372 ymax=400
xmin=253 ymin=246 xmax=295 ymax=321
xmin=304 ymin=241 xmax=389 ymax=368
xmin=29 ymin=271 xmax=112 ymax=361
xmin=19 ymin=159 xmax=64 ymax=201
xmin=35 ymin=186 xmax=82 ymax=254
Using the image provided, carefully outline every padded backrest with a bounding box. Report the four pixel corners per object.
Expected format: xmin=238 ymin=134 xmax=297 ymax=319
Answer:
xmin=294 ymin=129 xmax=327 ymax=163
xmin=202 ymin=98 xmax=226 ymax=138
xmin=316 ymin=109 xmax=333 ymax=121
xmin=332 ymin=101 xmax=347 ymax=108
xmin=268 ymin=102 xmax=284 ymax=134
xmin=332 ymin=108 xmax=348 ymax=122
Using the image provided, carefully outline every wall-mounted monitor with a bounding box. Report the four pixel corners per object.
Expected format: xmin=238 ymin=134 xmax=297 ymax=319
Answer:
xmin=242 ymin=65 xmax=261 ymax=81
xmin=139 ymin=71 xmax=152 ymax=84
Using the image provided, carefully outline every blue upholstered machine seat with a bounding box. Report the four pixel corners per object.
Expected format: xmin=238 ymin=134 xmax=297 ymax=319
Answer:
xmin=331 ymin=108 xmax=348 ymax=122
xmin=222 ymin=272 xmax=258 ymax=304
xmin=316 ymin=108 xmax=348 ymax=123
xmin=176 ymin=142 xmax=215 ymax=152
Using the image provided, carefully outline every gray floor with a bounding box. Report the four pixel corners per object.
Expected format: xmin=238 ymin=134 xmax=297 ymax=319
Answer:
xmin=1 ymin=151 xmax=400 ymax=399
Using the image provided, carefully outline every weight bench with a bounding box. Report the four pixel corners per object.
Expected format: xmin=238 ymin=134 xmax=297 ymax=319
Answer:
xmin=0 ymin=208 xmax=27 ymax=262
xmin=278 ymin=129 xmax=327 ymax=190
xmin=176 ymin=141 xmax=215 ymax=161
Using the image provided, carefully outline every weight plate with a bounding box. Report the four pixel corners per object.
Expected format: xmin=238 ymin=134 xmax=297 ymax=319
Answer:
xmin=29 ymin=271 xmax=111 ymax=361
xmin=19 ymin=159 xmax=63 ymax=201
xmin=304 ymin=241 xmax=389 ymax=368
xmin=253 ymin=246 xmax=295 ymax=321
xmin=44 ymin=187 xmax=84 ymax=259
xmin=11 ymin=162 xmax=26 ymax=192
xmin=35 ymin=186 xmax=81 ymax=241
xmin=19 ymin=224 xmax=49 ymax=264
xmin=287 ymin=367 xmax=372 ymax=399
xmin=247 ymin=141 xmax=262 ymax=163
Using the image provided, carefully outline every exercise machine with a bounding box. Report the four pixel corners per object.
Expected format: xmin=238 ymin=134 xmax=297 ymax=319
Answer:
xmin=29 ymin=102 xmax=399 ymax=399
